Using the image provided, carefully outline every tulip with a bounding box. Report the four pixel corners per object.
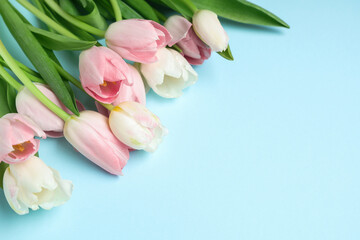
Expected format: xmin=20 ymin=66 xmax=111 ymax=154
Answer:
xmin=139 ymin=48 xmax=198 ymax=98
xmin=16 ymin=83 xmax=85 ymax=138
xmin=192 ymin=10 xmax=229 ymax=52
xmin=105 ymin=19 xmax=172 ymax=63
xmin=0 ymin=113 xmax=46 ymax=164
xmin=109 ymin=101 xmax=167 ymax=152
xmin=79 ymin=46 xmax=133 ymax=104
xmin=63 ymin=110 xmax=129 ymax=175
xmin=165 ymin=15 xmax=211 ymax=65
xmin=3 ymin=156 xmax=73 ymax=215
xmin=95 ymin=64 xmax=146 ymax=117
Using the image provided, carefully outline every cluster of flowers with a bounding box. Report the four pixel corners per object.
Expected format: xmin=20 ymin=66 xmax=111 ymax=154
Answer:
xmin=0 ymin=9 xmax=229 ymax=214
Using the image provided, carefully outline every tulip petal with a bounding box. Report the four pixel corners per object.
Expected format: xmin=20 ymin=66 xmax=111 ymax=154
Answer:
xmin=164 ymin=15 xmax=192 ymax=46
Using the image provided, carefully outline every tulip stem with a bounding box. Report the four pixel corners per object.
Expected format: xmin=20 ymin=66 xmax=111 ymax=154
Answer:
xmin=16 ymin=0 xmax=80 ymax=40
xmin=0 ymin=65 xmax=23 ymax=91
xmin=0 ymin=41 xmax=71 ymax=121
xmin=44 ymin=0 xmax=106 ymax=37
xmin=110 ymin=0 xmax=122 ymax=21
xmin=100 ymin=103 xmax=114 ymax=111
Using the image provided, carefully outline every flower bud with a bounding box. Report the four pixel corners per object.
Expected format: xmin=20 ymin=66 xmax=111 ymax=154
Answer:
xmin=109 ymin=102 xmax=167 ymax=152
xmin=3 ymin=156 xmax=73 ymax=215
xmin=192 ymin=10 xmax=229 ymax=52
xmin=105 ymin=19 xmax=172 ymax=63
xmin=16 ymin=83 xmax=84 ymax=138
xmin=0 ymin=113 xmax=46 ymax=164
xmin=139 ymin=48 xmax=198 ymax=98
xmin=165 ymin=15 xmax=211 ymax=65
xmin=79 ymin=46 xmax=133 ymax=104
xmin=64 ymin=111 xmax=129 ymax=175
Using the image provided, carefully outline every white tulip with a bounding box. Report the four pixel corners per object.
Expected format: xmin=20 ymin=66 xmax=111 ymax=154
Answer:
xmin=3 ymin=156 xmax=73 ymax=215
xmin=192 ymin=10 xmax=229 ymax=52
xmin=109 ymin=101 xmax=168 ymax=152
xmin=139 ymin=48 xmax=198 ymax=98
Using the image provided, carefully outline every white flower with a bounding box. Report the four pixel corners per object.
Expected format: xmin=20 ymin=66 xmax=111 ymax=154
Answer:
xmin=109 ymin=101 xmax=168 ymax=152
xmin=3 ymin=156 xmax=73 ymax=215
xmin=192 ymin=10 xmax=229 ymax=52
xmin=139 ymin=48 xmax=198 ymax=98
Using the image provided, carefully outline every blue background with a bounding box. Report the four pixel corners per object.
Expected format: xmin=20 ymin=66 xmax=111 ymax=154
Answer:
xmin=1 ymin=0 xmax=360 ymax=239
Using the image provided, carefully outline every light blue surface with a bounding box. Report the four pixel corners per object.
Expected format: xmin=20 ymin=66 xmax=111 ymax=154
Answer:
xmin=1 ymin=0 xmax=360 ymax=239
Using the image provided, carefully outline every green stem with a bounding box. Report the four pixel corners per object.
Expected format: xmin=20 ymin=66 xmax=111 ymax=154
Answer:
xmin=1 ymin=57 xmax=46 ymax=84
xmin=44 ymin=0 xmax=106 ymax=37
xmin=0 ymin=66 xmax=23 ymax=91
xmin=101 ymin=102 xmax=114 ymax=111
xmin=110 ymin=0 xmax=122 ymax=21
xmin=16 ymin=0 xmax=79 ymax=39
xmin=0 ymin=41 xmax=70 ymax=121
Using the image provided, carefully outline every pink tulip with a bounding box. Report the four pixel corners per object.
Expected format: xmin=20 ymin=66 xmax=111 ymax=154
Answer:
xmin=16 ymin=83 xmax=85 ymax=138
xmin=79 ymin=46 xmax=133 ymax=104
xmin=63 ymin=111 xmax=129 ymax=175
xmin=105 ymin=19 xmax=172 ymax=63
xmin=96 ymin=64 xmax=146 ymax=117
xmin=0 ymin=113 xmax=46 ymax=164
xmin=165 ymin=15 xmax=211 ymax=65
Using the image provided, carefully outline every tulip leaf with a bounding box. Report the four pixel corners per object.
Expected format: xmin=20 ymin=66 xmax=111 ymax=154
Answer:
xmin=0 ymin=0 xmax=79 ymax=115
xmin=217 ymin=45 xmax=234 ymax=61
xmin=28 ymin=25 xmax=97 ymax=50
xmin=158 ymin=0 xmax=196 ymax=19
xmin=118 ymin=0 xmax=144 ymax=19
xmin=59 ymin=0 xmax=108 ymax=30
xmin=42 ymin=2 xmax=97 ymax=41
xmin=0 ymin=77 xmax=11 ymax=117
xmin=122 ymin=0 xmax=159 ymax=22
xmin=191 ymin=0 xmax=289 ymax=28
xmin=6 ymin=83 xmax=17 ymax=113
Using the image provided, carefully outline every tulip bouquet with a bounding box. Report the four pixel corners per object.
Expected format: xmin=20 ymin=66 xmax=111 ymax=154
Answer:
xmin=0 ymin=0 xmax=288 ymax=215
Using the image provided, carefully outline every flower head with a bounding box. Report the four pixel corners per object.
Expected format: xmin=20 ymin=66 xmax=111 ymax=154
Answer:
xmin=64 ymin=111 xmax=129 ymax=175
xmin=165 ymin=15 xmax=211 ymax=65
xmin=109 ymin=101 xmax=167 ymax=152
xmin=0 ymin=114 xmax=46 ymax=164
xmin=3 ymin=156 xmax=73 ymax=215
xmin=105 ymin=19 xmax=172 ymax=63
xmin=79 ymin=46 xmax=133 ymax=104
xmin=192 ymin=10 xmax=229 ymax=52
xmin=139 ymin=48 xmax=198 ymax=98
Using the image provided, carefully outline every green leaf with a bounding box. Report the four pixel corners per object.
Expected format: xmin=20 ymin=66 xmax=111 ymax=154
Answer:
xmin=59 ymin=0 xmax=108 ymax=30
xmin=191 ymin=0 xmax=289 ymax=28
xmin=0 ymin=77 xmax=11 ymax=117
xmin=0 ymin=0 xmax=79 ymax=114
xmin=28 ymin=25 xmax=97 ymax=50
xmin=42 ymin=2 xmax=98 ymax=41
xmin=159 ymin=0 xmax=197 ymax=19
xmin=93 ymin=0 xmax=114 ymax=20
xmin=118 ymin=1 xmax=144 ymax=19
xmin=122 ymin=0 xmax=159 ymax=22
xmin=6 ymin=83 xmax=17 ymax=113
xmin=217 ymin=45 xmax=234 ymax=61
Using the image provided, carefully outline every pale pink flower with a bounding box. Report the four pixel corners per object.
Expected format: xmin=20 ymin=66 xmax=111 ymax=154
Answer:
xmin=0 ymin=113 xmax=46 ymax=164
xmin=64 ymin=111 xmax=129 ymax=175
xmin=165 ymin=15 xmax=211 ymax=65
xmin=79 ymin=46 xmax=133 ymax=104
xmin=105 ymin=19 xmax=172 ymax=63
